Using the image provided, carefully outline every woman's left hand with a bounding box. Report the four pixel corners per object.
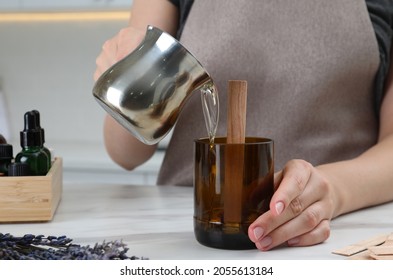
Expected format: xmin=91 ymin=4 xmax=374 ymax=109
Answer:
xmin=248 ymin=159 xmax=337 ymax=251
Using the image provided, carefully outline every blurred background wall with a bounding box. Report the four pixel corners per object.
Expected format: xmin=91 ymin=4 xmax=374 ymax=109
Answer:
xmin=0 ymin=1 xmax=164 ymax=184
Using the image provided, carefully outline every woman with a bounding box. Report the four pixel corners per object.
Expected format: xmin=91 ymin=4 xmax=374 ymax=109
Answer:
xmin=94 ymin=0 xmax=393 ymax=251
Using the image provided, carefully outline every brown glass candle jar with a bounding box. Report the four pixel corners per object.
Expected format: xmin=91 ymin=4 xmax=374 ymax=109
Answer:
xmin=194 ymin=137 xmax=274 ymax=250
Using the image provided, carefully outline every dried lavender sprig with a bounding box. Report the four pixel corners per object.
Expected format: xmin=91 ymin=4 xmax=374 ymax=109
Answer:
xmin=0 ymin=233 xmax=147 ymax=260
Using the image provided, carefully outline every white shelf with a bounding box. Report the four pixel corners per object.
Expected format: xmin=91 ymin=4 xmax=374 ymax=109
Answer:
xmin=0 ymin=0 xmax=133 ymax=12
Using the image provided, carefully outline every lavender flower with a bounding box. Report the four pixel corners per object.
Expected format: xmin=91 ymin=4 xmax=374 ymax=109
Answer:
xmin=0 ymin=233 xmax=147 ymax=260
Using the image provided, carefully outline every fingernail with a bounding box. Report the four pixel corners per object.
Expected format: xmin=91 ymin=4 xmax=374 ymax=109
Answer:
xmin=259 ymin=236 xmax=272 ymax=248
xmin=288 ymin=237 xmax=300 ymax=246
xmin=275 ymin=201 xmax=284 ymax=215
xmin=253 ymin=227 xmax=264 ymax=240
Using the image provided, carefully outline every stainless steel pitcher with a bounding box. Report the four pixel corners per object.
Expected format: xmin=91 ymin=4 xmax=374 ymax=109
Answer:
xmin=93 ymin=25 xmax=212 ymax=145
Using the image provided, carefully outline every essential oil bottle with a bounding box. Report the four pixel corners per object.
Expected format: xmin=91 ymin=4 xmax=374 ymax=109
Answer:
xmin=7 ymin=162 xmax=30 ymax=176
xmin=15 ymin=111 xmax=50 ymax=176
xmin=0 ymin=143 xmax=13 ymax=176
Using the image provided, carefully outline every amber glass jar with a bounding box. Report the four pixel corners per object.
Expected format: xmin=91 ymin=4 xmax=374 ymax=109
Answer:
xmin=194 ymin=137 xmax=274 ymax=249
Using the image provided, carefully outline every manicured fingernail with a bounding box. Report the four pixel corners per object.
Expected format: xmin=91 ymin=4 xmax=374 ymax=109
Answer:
xmin=253 ymin=227 xmax=264 ymax=240
xmin=288 ymin=237 xmax=300 ymax=246
xmin=259 ymin=236 xmax=272 ymax=248
xmin=275 ymin=201 xmax=284 ymax=215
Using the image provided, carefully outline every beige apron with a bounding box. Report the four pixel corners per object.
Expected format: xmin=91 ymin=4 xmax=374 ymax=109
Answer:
xmin=157 ymin=0 xmax=380 ymax=186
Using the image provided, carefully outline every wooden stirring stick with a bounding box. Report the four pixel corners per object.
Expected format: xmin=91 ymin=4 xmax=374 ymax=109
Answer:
xmin=227 ymin=80 xmax=247 ymax=143
xmin=224 ymin=80 xmax=247 ymax=225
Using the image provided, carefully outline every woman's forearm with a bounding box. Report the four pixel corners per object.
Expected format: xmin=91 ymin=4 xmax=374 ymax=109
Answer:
xmin=103 ymin=115 xmax=158 ymax=170
xmin=318 ymin=134 xmax=393 ymax=218
xmin=98 ymin=0 xmax=179 ymax=170
xmin=129 ymin=0 xmax=179 ymax=37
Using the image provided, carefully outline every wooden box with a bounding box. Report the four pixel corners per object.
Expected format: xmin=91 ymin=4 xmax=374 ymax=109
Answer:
xmin=0 ymin=157 xmax=62 ymax=222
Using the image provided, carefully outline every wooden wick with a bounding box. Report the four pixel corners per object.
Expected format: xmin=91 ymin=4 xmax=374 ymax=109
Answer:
xmin=224 ymin=80 xmax=247 ymax=224
xmin=227 ymin=80 xmax=247 ymax=144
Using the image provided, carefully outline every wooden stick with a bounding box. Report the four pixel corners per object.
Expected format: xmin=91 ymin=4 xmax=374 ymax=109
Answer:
xmin=227 ymin=80 xmax=247 ymax=144
xmin=385 ymin=232 xmax=393 ymax=245
xmin=368 ymin=245 xmax=393 ymax=256
xmin=224 ymin=80 xmax=247 ymax=224
xmin=332 ymin=233 xmax=388 ymax=257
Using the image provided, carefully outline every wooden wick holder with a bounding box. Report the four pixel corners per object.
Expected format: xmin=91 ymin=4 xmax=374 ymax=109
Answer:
xmin=224 ymin=80 xmax=247 ymax=223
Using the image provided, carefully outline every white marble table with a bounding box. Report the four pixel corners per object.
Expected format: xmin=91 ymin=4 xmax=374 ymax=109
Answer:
xmin=1 ymin=182 xmax=392 ymax=260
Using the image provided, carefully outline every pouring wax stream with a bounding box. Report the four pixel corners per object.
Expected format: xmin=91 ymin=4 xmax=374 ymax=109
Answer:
xmin=224 ymin=80 xmax=248 ymax=225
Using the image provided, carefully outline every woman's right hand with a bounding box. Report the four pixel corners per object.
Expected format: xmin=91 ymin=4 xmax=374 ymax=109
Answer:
xmin=94 ymin=26 xmax=158 ymax=170
xmin=94 ymin=26 xmax=145 ymax=81
xmin=93 ymin=0 xmax=179 ymax=171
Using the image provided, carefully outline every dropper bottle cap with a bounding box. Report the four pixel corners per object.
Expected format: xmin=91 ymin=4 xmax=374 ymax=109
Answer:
xmin=20 ymin=111 xmax=43 ymax=148
xmin=0 ymin=143 xmax=13 ymax=159
xmin=0 ymin=133 xmax=6 ymax=144
xmin=32 ymin=110 xmax=46 ymax=145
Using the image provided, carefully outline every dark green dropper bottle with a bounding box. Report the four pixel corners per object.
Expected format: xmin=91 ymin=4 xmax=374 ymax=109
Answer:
xmin=15 ymin=111 xmax=50 ymax=176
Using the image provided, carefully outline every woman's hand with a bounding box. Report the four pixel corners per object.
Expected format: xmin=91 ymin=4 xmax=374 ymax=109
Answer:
xmin=94 ymin=26 xmax=145 ymax=81
xmin=248 ymin=54 xmax=393 ymax=250
xmin=248 ymin=159 xmax=337 ymax=251
xmin=93 ymin=0 xmax=179 ymax=171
